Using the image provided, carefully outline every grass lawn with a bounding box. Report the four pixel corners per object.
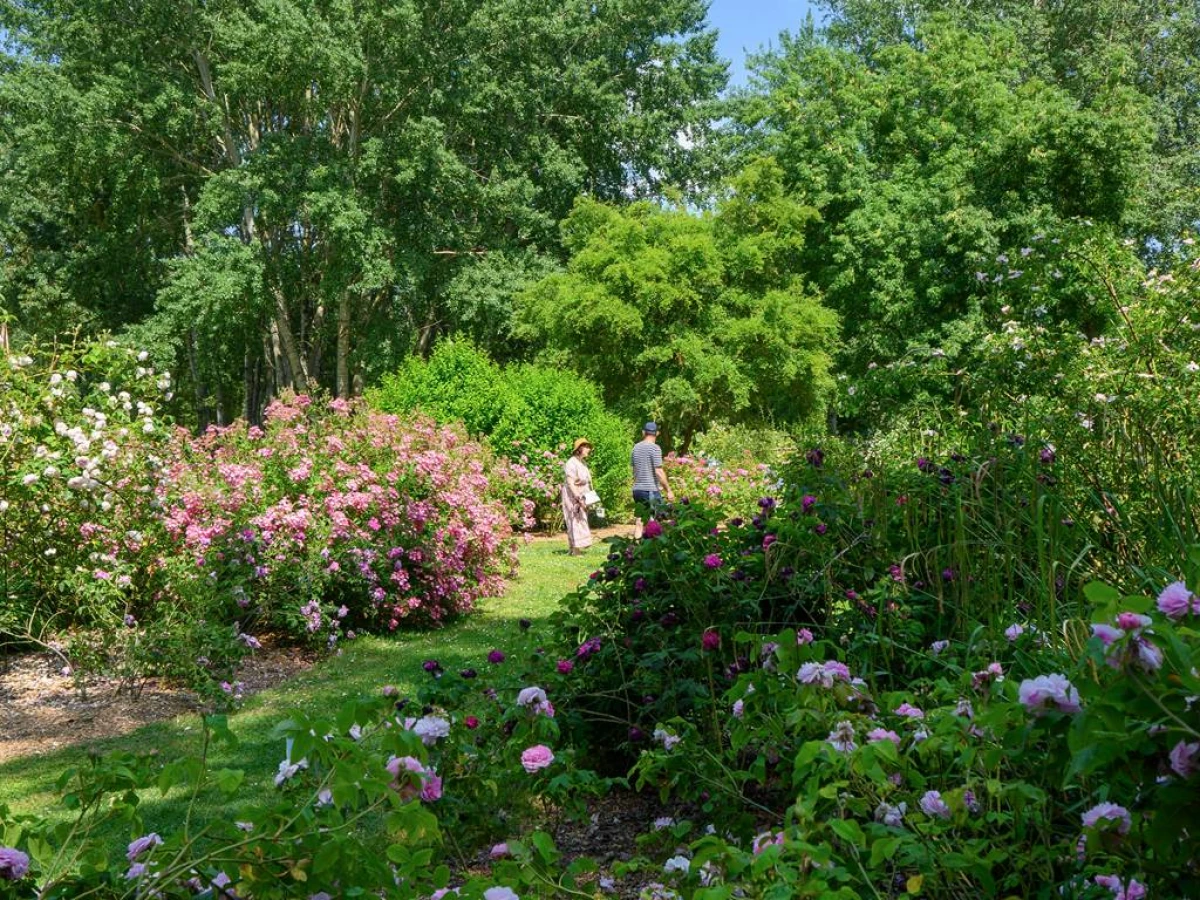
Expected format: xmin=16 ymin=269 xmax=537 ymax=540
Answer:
xmin=0 ymin=536 xmax=599 ymax=850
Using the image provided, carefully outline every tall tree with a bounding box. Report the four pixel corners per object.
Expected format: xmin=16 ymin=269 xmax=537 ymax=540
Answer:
xmin=0 ymin=0 xmax=726 ymax=424
xmin=731 ymin=15 xmax=1156 ymax=384
xmin=816 ymin=0 xmax=1200 ymax=240
xmin=516 ymin=159 xmax=838 ymax=451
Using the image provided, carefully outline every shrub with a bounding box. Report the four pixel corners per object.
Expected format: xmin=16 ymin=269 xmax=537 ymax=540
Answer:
xmin=0 ymin=628 xmax=609 ymax=899
xmin=371 ymin=339 xmax=632 ymax=523
xmin=162 ymin=395 xmax=519 ymax=641
xmin=623 ymin=571 xmax=1200 ymax=897
xmin=0 ymin=340 xmax=195 ymax=684
xmin=661 ymin=453 xmax=779 ymax=518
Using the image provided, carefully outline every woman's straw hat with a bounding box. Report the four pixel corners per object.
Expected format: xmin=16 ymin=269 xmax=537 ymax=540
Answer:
xmin=573 ymin=437 xmax=593 ymax=453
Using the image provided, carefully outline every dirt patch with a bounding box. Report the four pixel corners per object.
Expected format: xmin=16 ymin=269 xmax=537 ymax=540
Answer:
xmin=528 ymin=524 xmax=634 ymax=544
xmin=0 ymin=641 xmax=316 ymax=762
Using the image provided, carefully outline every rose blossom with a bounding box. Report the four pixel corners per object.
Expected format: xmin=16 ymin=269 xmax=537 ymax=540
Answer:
xmin=866 ymin=728 xmax=901 ymax=747
xmin=1169 ymin=740 xmax=1199 ymax=778
xmin=520 ymin=745 xmax=555 ymax=773
xmin=126 ymin=833 xmax=162 ymax=861
xmin=1082 ymin=802 xmax=1131 ymax=835
xmin=1156 ymin=580 xmax=1194 ymax=620
xmin=826 ymin=720 xmax=856 ymax=753
xmin=1018 ymin=673 xmax=1082 ymax=715
xmin=0 ymin=848 xmax=30 ymax=880
xmin=919 ymin=790 xmax=951 ymax=820
xmin=516 ymin=686 xmax=548 ymax=708
xmin=1094 ymin=875 xmax=1146 ymax=900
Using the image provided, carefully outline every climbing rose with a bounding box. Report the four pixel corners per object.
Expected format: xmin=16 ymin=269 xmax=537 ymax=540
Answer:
xmin=701 ymin=629 xmax=720 ymax=651
xmin=520 ymin=745 xmax=555 ymax=773
xmin=643 ymin=520 xmax=663 ymax=539
xmin=1156 ymin=581 xmax=1194 ymax=619
xmin=556 ymin=659 xmax=574 ymax=674
xmin=1018 ymin=674 xmax=1081 ymax=715
xmin=703 ymin=554 xmax=723 ymax=569
xmin=0 ymin=848 xmax=30 ymax=880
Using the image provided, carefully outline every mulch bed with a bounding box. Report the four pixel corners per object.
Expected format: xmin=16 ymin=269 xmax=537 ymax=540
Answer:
xmin=0 ymin=640 xmax=316 ymax=762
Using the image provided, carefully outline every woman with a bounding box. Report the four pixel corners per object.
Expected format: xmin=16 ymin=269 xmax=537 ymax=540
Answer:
xmin=562 ymin=438 xmax=595 ymax=555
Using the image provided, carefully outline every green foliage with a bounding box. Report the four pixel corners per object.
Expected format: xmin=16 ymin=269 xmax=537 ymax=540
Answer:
xmin=517 ymin=161 xmax=839 ymax=451
xmin=0 ymin=0 xmax=727 ymax=419
xmin=735 ymin=14 xmax=1157 ymax=387
xmin=371 ymin=339 xmax=632 ymax=520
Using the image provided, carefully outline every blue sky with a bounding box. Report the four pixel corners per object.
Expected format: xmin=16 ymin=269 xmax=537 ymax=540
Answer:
xmin=708 ymin=0 xmax=822 ymax=88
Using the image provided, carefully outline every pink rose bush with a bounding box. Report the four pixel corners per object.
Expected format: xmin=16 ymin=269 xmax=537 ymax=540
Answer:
xmin=661 ymin=454 xmax=777 ymax=517
xmin=162 ymin=394 xmax=518 ymax=637
xmin=1 ymin=343 xmax=522 ymax=689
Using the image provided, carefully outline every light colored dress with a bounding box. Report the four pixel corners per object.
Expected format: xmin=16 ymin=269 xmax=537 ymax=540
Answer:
xmin=562 ymin=455 xmax=593 ymax=550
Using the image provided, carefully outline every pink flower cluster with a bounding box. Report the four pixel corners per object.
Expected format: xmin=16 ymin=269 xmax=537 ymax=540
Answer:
xmin=1091 ymin=612 xmax=1163 ymax=672
xmin=161 ymin=396 xmax=518 ymax=635
xmin=385 ymin=755 xmax=443 ymax=802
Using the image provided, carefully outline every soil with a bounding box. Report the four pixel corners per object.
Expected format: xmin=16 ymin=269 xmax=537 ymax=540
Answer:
xmin=528 ymin=524 xmax=635 ymax=545
xmin=0 ymin=640 xmax=316 ymax=762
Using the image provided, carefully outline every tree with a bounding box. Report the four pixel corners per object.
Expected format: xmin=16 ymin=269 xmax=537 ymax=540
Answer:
xmin=516 ymin=159 xmax=838 ymax=451
xmin=731 ymin=16 xmax=1156 ymax=387
xmin=0 ymin=0 xmax=726 ymax=424
xmin=816 ymin=0 xmax=1200 ymax=241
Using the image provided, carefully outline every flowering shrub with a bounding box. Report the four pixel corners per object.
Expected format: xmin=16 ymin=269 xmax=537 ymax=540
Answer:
xmin=163 ymin=394 xmax=519 ymax=641
xmin=661 ymin=454 xmax=779 ymax=518
xmin=0 ymin=636 xmax=610 ymax=899
xmin=551 ymin=498 xmax=834 ymax=758
xmin=2 ymin=340 xmax=523 ymax=691
xmin=619 ymin=571 xmax=1200 ymax=897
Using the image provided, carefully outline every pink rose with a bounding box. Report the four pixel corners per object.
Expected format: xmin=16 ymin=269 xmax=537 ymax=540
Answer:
xmin=520 ymin=744 xmax=555 ymax=773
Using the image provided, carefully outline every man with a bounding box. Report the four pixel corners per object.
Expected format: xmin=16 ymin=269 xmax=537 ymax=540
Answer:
xmin=631 ymin=422 xmax=673 ymax=538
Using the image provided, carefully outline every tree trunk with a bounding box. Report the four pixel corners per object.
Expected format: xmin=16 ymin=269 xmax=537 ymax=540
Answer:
xmin=336 ymin=291 xmax=352 ymax=398
xmin=272 ymin=291 xmax=309 ymax=393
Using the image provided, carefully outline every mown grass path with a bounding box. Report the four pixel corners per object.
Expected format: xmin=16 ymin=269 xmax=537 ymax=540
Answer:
xmin=0 ymin=537 xmax=597 ymax=841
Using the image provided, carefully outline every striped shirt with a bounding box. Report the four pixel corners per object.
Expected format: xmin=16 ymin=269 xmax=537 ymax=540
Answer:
xmin=631 ymin=440 xmax=663 ymax=492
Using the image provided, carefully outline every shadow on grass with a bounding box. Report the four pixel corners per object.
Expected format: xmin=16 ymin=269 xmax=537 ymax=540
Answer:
xmin=0 ymin=539 xmax=597 ymax=855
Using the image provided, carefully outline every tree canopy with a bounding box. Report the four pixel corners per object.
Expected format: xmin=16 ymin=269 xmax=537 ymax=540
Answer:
xmin=0 ymin=0 xmax=725 ymax=423
xmin=730 ymin=13 xmax=1160 ymax=385
xmin=516 ymin=160 xmax=838 ymax=451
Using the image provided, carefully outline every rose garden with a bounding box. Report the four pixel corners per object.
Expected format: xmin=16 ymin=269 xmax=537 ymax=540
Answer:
xmin=1 ymin=2 xmax=1199 ymax=898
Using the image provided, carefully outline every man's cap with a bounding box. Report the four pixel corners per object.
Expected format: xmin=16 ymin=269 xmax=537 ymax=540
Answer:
xmin=643 ymin=422 xmax=659 ymax=434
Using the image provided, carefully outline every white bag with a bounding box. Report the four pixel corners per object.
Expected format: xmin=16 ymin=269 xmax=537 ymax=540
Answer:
xmin=583 ymin=489 xmax=602 ymax=507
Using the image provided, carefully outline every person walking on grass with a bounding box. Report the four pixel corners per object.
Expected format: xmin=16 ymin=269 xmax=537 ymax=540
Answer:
xmin=631 ymin=422 xmax=673 ymax=539
xmin=563 ymin=438 xmax=595 ymax=555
